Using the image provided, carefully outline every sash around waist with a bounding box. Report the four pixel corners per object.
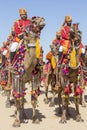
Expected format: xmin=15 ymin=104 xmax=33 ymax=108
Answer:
xmin=27 ymin=43 xmax=36 ymax=48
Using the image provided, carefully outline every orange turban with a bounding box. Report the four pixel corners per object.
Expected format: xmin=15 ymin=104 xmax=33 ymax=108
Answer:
xmin=19 ymin=8 xmax=27 ymax=15
xmin=65 ymin=16 xmax=72 ymax=22
xmin=46 ymin=51 xmax=52 ymax=60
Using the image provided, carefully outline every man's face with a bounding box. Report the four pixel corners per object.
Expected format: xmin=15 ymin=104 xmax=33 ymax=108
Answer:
xmin=20 ymin=14 xmax=27 ymax=20
xmin=56 ymin=34 xmax=61 ymax=39
xmin=67 ymin=21 xmax=72 ymax=26
xmin=11 ymin=31 xmax=15 ymax=36
xmin=3 ymin=42 xmax=6 ymax=47
xmin=73 ymin=25 xmax=78 ymax=31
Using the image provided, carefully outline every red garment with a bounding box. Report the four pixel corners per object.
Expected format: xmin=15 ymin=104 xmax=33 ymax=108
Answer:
xmin=61 ymin=39 xmax=70 ymax=49
xmin=12 ymin=36 xmax=20 ymax=42
xmin=13 ymin=37 xmax=17 ymax=42
xmin=52 ymin=39 xmax=62 ymax=46
xmin=43 ymin=62 xmax=52 ymax=75
xmin=0 ymin=47 xmax=8 ymax=53
xmin=61 ymin=26 xmax=70 ymax=40
xmin=14 ymin=19 xmax=31 ymax=36
xmin=59 ymin=26 xmax=71 ymax=54
xmin=43 ymin=64 xmax=48 ymax=74
xmin=80 ymin=42 xmax=84 ymax=48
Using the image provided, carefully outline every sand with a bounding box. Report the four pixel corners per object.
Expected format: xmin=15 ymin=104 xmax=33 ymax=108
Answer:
xmin=0 ymin=85 xmax=87 ymax=130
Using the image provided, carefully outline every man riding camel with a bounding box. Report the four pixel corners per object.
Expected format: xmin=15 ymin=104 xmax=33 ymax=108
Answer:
xmin=14 ymin=8 xmax=31 ymax=39
xmin=9 ymin=8 xmax=31 ymax=63
xmin=58 ymin=16 xmax=85 ymax=65
xmin=9 ymin=27 xmax=20 ymax=63
xmin=0 ymin=41 xmax=9 ymax=64
xmin=58 ymin=15 xmax=72 ymax=64
xmin=52 ymin=31 xmax=62 ymax=46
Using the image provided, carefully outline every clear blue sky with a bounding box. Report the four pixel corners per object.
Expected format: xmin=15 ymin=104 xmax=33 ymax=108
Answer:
xmin=0 ymin=0 xmax=87 ymax=57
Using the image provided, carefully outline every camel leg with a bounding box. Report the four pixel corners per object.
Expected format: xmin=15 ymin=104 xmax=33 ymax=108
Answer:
xmin=81 ymin=88 xmax=86 ymax=107
xmin=74 ymin=96 xmax=84 ymax=122
xmin=43 ymin=72 xmax=50 ymax=104
xmin=44 ymin=86 xmax=49 ymax=104
xmin=1 ymin=86 xmax=6 ymax=96
xmin=31 ymin=75 xmax=40 ymax=124
xmin=21 ymin=97 xmax=28 ymax=123
xmin=31 ymin=99 xmax=39 ymax=124
xmin=58 ymin=90 xmax=62 ymax=114
xmin=59 ymin=95 xmax=69 ymax=123
xmin=6 ymin=92 xmax=11 ymax=108
xmin=0 ymin=84 xmax=3 ymax=91
xmin=49 ymin=91 xmax=56 ymax=107
xmin=12 ymin=100 xmax=21 ymax=127
xmin=12 ymin=98 xmax=17 ymax=117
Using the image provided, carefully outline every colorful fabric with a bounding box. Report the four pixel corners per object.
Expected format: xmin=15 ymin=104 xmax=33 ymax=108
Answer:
xmin=14 ymin=19 xmax=31 ymax=36
xmin=52 ymin=39 xmax=61 ymax=45
xmin=69 ymin=48 xmax=76 ymax=68
xmin=61 ymin=26 xmax=70 ymax=40
xmin=61 ymin=39 xmax=70 ymax=54
xmin=13 ymin=90 xmax=26 ymax=99
xmin=51 ymin=56 xmax=56 ymax=69
xmin=13 ymin=44 xmax=26 ymax=75
xmin=75 ymin=86 xmax=83 ymax=95
xmin=36 ymin=38 xmax=40 ymax=58
xmin=46 ymin=51 xmax=52 ymax=60
xmin=43 ymin=64 xmax=48 ymax=75
xmin=1 ymin=47 xmax=9 ymax=56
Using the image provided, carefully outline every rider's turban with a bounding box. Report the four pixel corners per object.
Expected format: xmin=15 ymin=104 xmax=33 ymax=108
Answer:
xmin=65 ymin=15 xmax=72 ymax=22
xmin=19 ymin=8 xmax=27 ymax=15
xmin=3 ymin=41 xmax=7 ymax=46
xmin=11 ymin=27 xmax=14 ymax=32
xmin=56 ymin=31 xmax=61 ymax=36
xmin=46 ymin=51 xmax=52 ymax=60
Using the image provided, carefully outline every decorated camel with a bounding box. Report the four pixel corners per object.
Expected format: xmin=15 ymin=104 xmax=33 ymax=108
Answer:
xmin=80 ymin=45 xmax=87 ymax=107
xmin=43 ymin=43 xmax=62 ymax=114
xmin=6 ymin=16 xmax=46 ymax=127
xmin=59 ymin=25 xmax=84 ymax=123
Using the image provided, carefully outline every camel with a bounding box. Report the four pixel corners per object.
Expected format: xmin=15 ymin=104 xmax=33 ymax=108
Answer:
xmin=43 ymin=45 xmax=56 ymax=105
xmin=43 ymin=43 xmax=63 ymax=115
xmin=43 ymin=58 xmax=52 ymax=104
xmin=80 ymin=45 xmax=87 ymax=107
xmin=0 ymin=52 xmax=8 ymax=93
xmin=8 ymin=16 xmax=46 ymax=127
xmin=59 ymin=27 xmax=84 ymax=123
xmin=48 ymin=44 xmax=62 ymax=110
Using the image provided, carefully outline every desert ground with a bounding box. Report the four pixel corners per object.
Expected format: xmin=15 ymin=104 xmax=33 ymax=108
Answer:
xmin=0 ymin=84 xmax=87 ymax=130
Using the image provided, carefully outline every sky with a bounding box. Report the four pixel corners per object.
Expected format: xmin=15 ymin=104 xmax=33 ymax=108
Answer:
xmin=0 ymin=0 xmax=87 ymax=57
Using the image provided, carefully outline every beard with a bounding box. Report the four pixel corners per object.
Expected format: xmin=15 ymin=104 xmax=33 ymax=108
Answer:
xmin=67 ymin=22 xmax=72 ymax=26
xmin=21 ymin=14 xmax=27 ymax=20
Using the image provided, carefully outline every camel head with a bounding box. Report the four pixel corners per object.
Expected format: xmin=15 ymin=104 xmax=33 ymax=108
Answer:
xmin=69 ymin=26 xmax=81 ymax=51
xmin=84 ymin=45 xmax=87 ymax=61
xmin=30 ymin=16 xmax=45 ymax=33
